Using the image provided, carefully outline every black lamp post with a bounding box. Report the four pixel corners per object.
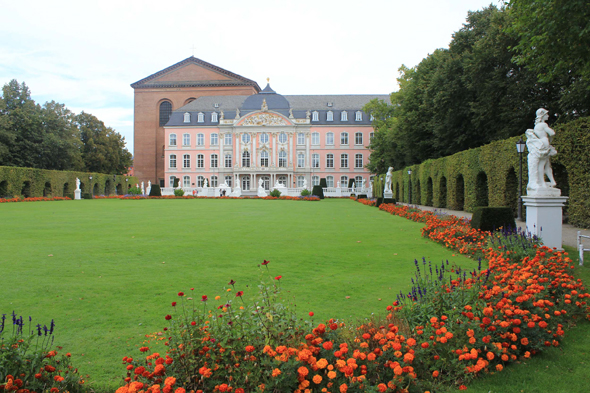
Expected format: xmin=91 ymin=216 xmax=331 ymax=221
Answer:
xmin=407 ymin=169 xmax=412 ymax=204
xmin=516 ymin=138 xmax=526 ymax=221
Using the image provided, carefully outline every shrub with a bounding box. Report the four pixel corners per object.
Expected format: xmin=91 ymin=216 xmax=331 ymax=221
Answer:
xmin=269 ymin=189 xmax=281 ymax=197
xmin=312 ymin=185 xmax=324 ymax=199
xmin=82 ymin=193 xmax=92 ymax=199
xmin=471 ymin=206 xmax=516 ymax=232
xmin=383 ymin=197 xmax=396 ymax=204
xmin=148 ymin=184 xmax=162 ymax=197
xmin=319 ymin=178 xmax=327 ymax=188
xmin=173 ymin=188 xmax=185 ymax=197
xmin=128 ymin=186 xmax=142 ymax=195
xmin=300 ymin=188 xmax=311 ymax=196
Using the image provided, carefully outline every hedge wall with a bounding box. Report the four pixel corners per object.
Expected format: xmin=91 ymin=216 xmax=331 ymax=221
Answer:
xmin=0 ymin=166 xmax=138 ymax=198
xmin=386 ymin=117 xmax=590 ymax=228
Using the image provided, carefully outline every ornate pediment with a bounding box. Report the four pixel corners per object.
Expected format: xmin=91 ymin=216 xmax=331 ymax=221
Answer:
xmin=242 ymin=112 xmax=289 ymax=126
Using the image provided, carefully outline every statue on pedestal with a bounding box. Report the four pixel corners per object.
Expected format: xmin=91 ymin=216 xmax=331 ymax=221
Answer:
xmin=384 ymin=167 xmax=393 ymax=193
xmin=146 ymin=181 xmax=151 ymax=196
xmin=303 ymin=178 xmax=308 ymax=190
xmin=75 ymin=178 xmax=80 ymax=191
xmin=525 ymin=108 xmax=559 ymax=195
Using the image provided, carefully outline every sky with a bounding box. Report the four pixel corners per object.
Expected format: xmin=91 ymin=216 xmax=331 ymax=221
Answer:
xmin=0 ymin=0 xmax=499 ymax=154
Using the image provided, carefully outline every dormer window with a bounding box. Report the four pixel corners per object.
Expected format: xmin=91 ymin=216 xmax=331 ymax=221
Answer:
xmin=312 ymin=111 xmax=319 ymax=121
xmin=197 ymin=112 xmax=204 ymax=123
xmin=183 ymin=112 xmax=190 ymax=123
xmin=370 ymin=114 xmax=375 ymax=121
xmin=327 ymin=102 xmax=333 ymax=107
xmin=211 ymin=112 xmax=218 ymax=122
xmin=326 ymin=111 xmax=333 ymax=121
xmin=214 ymin=103 xmax=219 ymax=108
xmin=340 ymin=111 xmax=348 ymax=121
xmin=355 ymin=111 xmax=363 ymax=121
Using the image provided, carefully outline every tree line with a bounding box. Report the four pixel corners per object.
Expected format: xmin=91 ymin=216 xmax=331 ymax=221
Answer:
xmin=365 ymin=1 xmax=589 ymax=173
xmin=0 ymin=79 xmax=132 ymax=174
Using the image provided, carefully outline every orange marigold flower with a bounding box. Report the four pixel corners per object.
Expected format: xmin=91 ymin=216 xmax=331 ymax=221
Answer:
xmin=459 ymin=385 xmax=467 ymax=390
xmin=394 ymin=366 xmax=403 ymax=375
xmin=174 ymin=389 xmax=186 ymax=393
xmin=245 ymin=345 xmax=255 ymax=353
xmin=432 ymin=370 xmax=439 ymax=378
xmin=328 ymin=371 xmax=337 ymax=379
xmin=521 ymin=338 xmax=529 ymax=346
xmin=45 ymin=365 xmax=56 ymax=373
xmin=377 ymin=383 xmax=387 ymax=392
xmin=524 ymin=351 xmax=531 ymax=358
xmin=421 ymin=342 xmax=429 ymax=349
xmin=298 ymin=366 xmax=309 ymax=377
xmin=54 ymin=376 xmax=65 ymax=382
xmin=272 ymin=369 xmax=281 ymax=377
xmin=486 ymin=352 xmax=494 ymax=361
xmin=406 ymin=338 xmax=416 ymax=347
xmin=316 ymin=358 xmax=328 ymax=369
xmin=501 ymin=354 xmax=509 ymax=361
xmin=339 ymin=383 xmax=348 ymax=393
xmin=313 ymin=375 xmax=322 ymax=384
xmin=164 ymin=377 xmax=176 ymax=387
xmin=323 ymin=341 xmax=333 ymax=350
xmin=496 ymin=364 xmax=504 ymax=371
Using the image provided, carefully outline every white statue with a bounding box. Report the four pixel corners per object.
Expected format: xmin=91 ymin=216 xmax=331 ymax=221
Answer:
xmin=204 ymin=178 xmax=209 ymax=188
xmin=75 ymin=178 xmax=80 ymax=191
xmin=141 ymin=181 xmax=145 ymax=195
xmin=257 ymin=178 xmax=267 ymax=197
xmin=526 ymin=108 xmax=558 ymax=194
xmin=384 ymin=167 xmax=393 ymax=193
xmin=235 ymin=108 xmax=240 ymax=119
xmin=259 ymin=178 xmax=264 ymax=188
xmin=337 ymin=181 xmax=341 ymax=188
xmin=362 ymin=178 xmax=366 ymax=190
xmin=303 ymin=178 xmax=308 ymax=190
xmin=146 ymin=181 xmax=151 ymax=196
xmin=220 ymin=181 xmax=229 ymax=188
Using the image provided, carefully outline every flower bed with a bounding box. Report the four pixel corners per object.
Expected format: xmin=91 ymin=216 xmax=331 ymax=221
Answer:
xmin=0 ymin=196 xmax=71 ymax=203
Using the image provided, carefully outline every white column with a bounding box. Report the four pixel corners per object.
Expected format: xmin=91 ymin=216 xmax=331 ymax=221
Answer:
xmin=306 ymin=133 xmax=310 ymax=168
xmin=219 ymin=132 xmax=224 ymax=171
xmin=252 ymin=132 xmax=256 ymax=169
xmin=235 ymin=133 xmax=240 ymax=168
xmin=288 ymin=133 xmax=293 ymax=167
xmin=272 ymin=133 xmax=277 ymax=167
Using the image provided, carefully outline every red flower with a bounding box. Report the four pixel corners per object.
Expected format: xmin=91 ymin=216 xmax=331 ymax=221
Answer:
xmin=178 ymin=292 xmax=184 ymax=297
xmin=139 ymin=346 xmax=150 ymax=352
xmin=171 ymin=302 xmax=177 ymax=307
xmin=275 ymin=275 xmax=282 ymax=280
xmin=191 ymin=321 xmax=196 ymax=326
xmin=309 ymin=311 xmax=314 ymax=317
xmin=228 ymin=279 xmax=236 ymax=286
xmin=165 ymin=314 xmax=172 ymax=320
xmin=261 ymin=260 xmax=270 ymax=265
xmin=236 ymin=291 xmax=244 ymax=297
xmin=202 ymin=295 xmax=208 ymax=302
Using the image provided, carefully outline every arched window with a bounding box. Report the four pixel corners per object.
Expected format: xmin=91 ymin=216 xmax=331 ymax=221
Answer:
xmin=224 ymin=133 xmax=232 ymax=145
xmin=297 ymin=133 xmax=305 ymax=145
xmin=183 ymin=112 xmax=190 ymax=123
xmin=312 ymin=132 xmax=320 ymax=145
xmin=297 ymin=153 xmax=305 ymax=168
xmin=159 ymin=101 xmax=172 ymax=126
xmin=211 ymin=112 xmax=218 ymax=122
xmin=197 ymin=154 xmax=204 ymax=168
xmin=340 ymin=111 xmax=348 ymax=121
xmin=211 ymin=175 xmax=218 ymax=187
xmin=277 ymin=175 xmax=287 ymax=186
xmin=224 ymin=175 xmax=232 ymax=187
xmin=327 ymin=111 xmax=333 ymax=121
xmin=183 ymin=154 xmax=190 ymax=168
xmin=340 ymin=154 xmax=348 ymax=168
xmin=260 ymin=151 xmax=269 ymax=167
xmin=210 ymin=133 xmax=218 ymax=145
xmin=197 ymin=133 xmax=204 ymax=146
xmin=312 ymin=111 xmax=319 ymax=121
xmin=169 ymin=133 xmax=177 ymax=146
xmin=197 ymin=112 xmax=204 ymax=123
xmin=278 ymin=151 xmax=287 ymax=167
xmin=312 ymin=153 xmax=319 ymax=168
xmin=183 ymin=176 xmax=191 ymax=187
xmin=340 ymin=132 xmax=349 ymax=146
xmin=326 ymin=132 xmax=334 ymax=145
xmin=326 ymin=176 xmax=334 ymax=188
xmin=210 ymin=154 xmax=218 ymax=168
xmin=169 ymin=154 xmax=176 ymax=168
xmin=355 ymin=111 xmax=363 ymax=121
xmin=355 ymin=176 xmax=364 ymax=187
xmin=326 ymin=153 xmax=334 ymax=168
xmin=312 ymin=176 xmax=320 ymax=186
xmin=355 ymin=154 xmax=363 ymax=168
xmin=260 ymin=133 xmax=269 ymax=144
xmin=169 ymin=176 xmax=175 ymax=187
xmin=242 ymin=151 xmax=250 ymax=167
xmin=340 ymin=176 xmax=348 ymax=188
xmin=196 ymin=176 xmax=205 ymax=187
xmin=183 ymin=133 xmax=190 ymax=146
xmin=278 ymin=133 xmax=287 ymax=144
xmin=297 ymin=176 xmax=305 ymax=187
xmin=225 ymin=154 xmax=232 ymax=168
xmin=355 ymin=132 xmax=363 ymax=145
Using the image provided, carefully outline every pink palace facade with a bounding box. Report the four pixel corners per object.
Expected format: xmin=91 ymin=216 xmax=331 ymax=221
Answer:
xmin=163 ymin=83 xmax=388 ymax=194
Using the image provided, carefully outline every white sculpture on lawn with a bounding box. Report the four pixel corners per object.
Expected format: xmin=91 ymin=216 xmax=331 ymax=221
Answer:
xmin=203 ymin=178 xmax=209 ymax=188
xmin=361 ymin=178 xmax=366 ymax=190
xmin=303 ymin=178 xmax=308 ymax=190
xmin=75 ymin=178 xmax=80 ymax=190
xmin=141 ymin=181 xmax=145 ymax=195
xmin=525 ymin=108 xmax=559 ymax=196
xmin=257 ymin=178 xmax=267 ymax=197
xmin=146 ymin=181 xmax=151 ymax=196
xmin=384 ymin=167 xmax=393 ymax=193
xmin=74 ymin=177 xmax=81 ymax=200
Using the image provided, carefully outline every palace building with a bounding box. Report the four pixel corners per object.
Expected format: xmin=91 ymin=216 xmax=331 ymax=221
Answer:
xmin=132 ymin=57 xmax=387 ymax=194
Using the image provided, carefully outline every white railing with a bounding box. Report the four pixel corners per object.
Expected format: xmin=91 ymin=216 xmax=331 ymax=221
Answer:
xmin=322 ymin=187 xmax=370 ymax=197
xmin=577 ymin=231 xmax=589 ymax=266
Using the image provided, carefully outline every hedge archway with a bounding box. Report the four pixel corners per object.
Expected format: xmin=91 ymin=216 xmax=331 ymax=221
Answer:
xmin=0 ymin=180 xmax=7 ymax=197
xmin=439 ymin=176 xmax=447 ymax=208
xmin=415 ymin=179 xmax=421 ymax=205
xmin=21 ymin=181 xmax=31 ymax=198
xmin=475 ymin=172 xmax=489 ymax=207
xmin=456 ymin=175 xmax=465 ymax=211
xmin=43 ymin=182 xmax=52 ymax=197
xmin=426 ymin=177 xmax=433 ymax=206
xmin=505 ymin=168 xmax=518 ymax=216
xmin=63 ymin=182 xmax=71 ymax=197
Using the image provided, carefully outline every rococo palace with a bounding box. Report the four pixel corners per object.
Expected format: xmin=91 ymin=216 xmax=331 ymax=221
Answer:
xmin=132 ymin=57 xmax=388 ymax=195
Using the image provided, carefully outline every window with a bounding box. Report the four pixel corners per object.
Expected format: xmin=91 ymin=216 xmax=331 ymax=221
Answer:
xmin=225 ymin=154 xmax=232 ymax=168
xmin=355 ymin=176 xmax=363 ymax=187
xmin=312 ymin=111 xmax=319 ymax=121
xmin=169 ymin=154 xmax=176 ymax=168
xmin=196 ymin=176 xmax=205 ymax=187
xmin=260 ymin=133 xmax=269 ymax=144
xmin=169 ymin=133 xmax=177 ymax=146
xmin=326 ymin=176 xmax=334 ymax=188
xmin=197 ymin=133 xmax=204 ymax=146
xmin=312 ymin=153 xmax=319 ymax=168
xmin=369 ymin=132 xmax=374 ymax=143
xmin=277 ymin=150 xmax=286 ymax=167
xmin=197 ymin=112 xmax=204 ymax=123
xmin=297 ymin=176 xmax=305 ymax=188
xmin=211 ymin=112 xmax=218 ymax=122
xmin=327 ymin=111 xmax=333 ymax=121
xmin=355 ymin=132 xmax=363 ymax=145
xmin=183 ymin=112 xmax=190 ymax=123
xmin=340 ymin=153 xmax=348 ymax=168
xmin=355 ymin=153 xmax=363 ymax=168
xmin=261 ymin=176 xmax=270 ymax=190
xmin=340 ymin=111 xmax=348 ymax=121
xmin=183 ymin=133 xmax=190 ymax=146
xmin=297 ymin=153 xmax=305 ymax=168
xmin=242 ymin=176 xmax=250 ymax=190
xmin=159 ymin=101 xmax=172 ymax=126
xmin=370 ymin=114 xmax=375 ymax=121
xmin=242 ymin=151 xmax=250 ymax=167
xmin=340 ymin=176 xmax=348 ymax=188
xmin=326 ymin=153 xmax=334 ymax=168
xmin=260 ymin=151 xmax=269 ymax=167
xmin=278 ymin=132 xmax=287 ymax=144
xmin=224 ymin=175 xmax=232 ymax=187
xmin=326 ymin=132 xmax=334 ymax=145
xmin=183 ymin=154 xmax=190 ymax=168
xmin=211 ymin=175 xmax=218 ymax=187
xmin=312 ymin=132 xmax=320 ymax=145
xmin=183 ymin=176 xmax=190 ymax=187
xmin=312 ymin=176 xmax=320 ymax=186
xmin=169 ymin=176 xmax=175 ymax=187
xmin=355 ymin=111 xmax=363 ymax=121
xmin=211 ymin=133 xmax=218 ymax=146
xmin=210 ymin=154 xmax=218 ymax=168
xmin=224 ymin=133 xmax=232 ymax=146
xmin=297 ymin=133 xmax=305 ymax=145
xmin=242 ymin=133 xmax=251 ymax=144
xmin=197 ymin=154 xmax=204 ymax=168
xmin=277 ymin=175 xmax=287 ymax=186
xmin=340 ymin=132 xmax=349 ymax=146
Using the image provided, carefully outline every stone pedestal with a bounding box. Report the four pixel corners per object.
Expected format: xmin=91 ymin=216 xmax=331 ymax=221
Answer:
xmin=522 ymin=195 xmax=568 ymax=250
xmin=257 ymin=188 xmax=268 ymax=197
xmin=384 ymin=191 xmax=393 ymax=199
xmin=74 ymin=189 xmax=81 ymax=200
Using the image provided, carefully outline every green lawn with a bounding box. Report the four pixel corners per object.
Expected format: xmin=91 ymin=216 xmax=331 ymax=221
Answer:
xmin=0 ymin=198 xmax=475 ymax=391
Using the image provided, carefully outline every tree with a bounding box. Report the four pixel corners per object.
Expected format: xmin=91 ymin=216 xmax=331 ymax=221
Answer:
xmin=77 ymin=112 xmax=132 ymax=174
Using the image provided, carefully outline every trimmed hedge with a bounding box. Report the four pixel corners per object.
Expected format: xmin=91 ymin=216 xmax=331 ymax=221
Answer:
xmin=149 ymin=184 xmax=162 ymax=197
xmin=312 ymin=185 xmax=324 ymax=199
xmin=0 ymin=166 xmax=137 ymax=198
xmin=383 ymin=117 xmax=590 ymax=228
xmin=471 ymin=207 xmax=516 ymax=232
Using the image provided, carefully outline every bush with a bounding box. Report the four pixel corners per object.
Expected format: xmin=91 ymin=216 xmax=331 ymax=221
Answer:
xmin=383 ymin=198 xmax=396 ymax=204
xmin=312 ymin=185 xmax=324 ymax=199
xmin=82 ymin=193 xmax=92 ymax=199
xmin=148 ymin=184 xmax=162 ymax=197
xmin=300 ymin=189 xmax=311 ymax=196
xmin=319 ymin=178 xmax=327 ymax=188
xmin=270 ymin=189 xmax=281 ymax=197
xmin=470 ymin=206 xmax=516 ymax=232
xmin=128 ymin=186 xmax=142 ymax=195
xmin=174 ymin=188 xmax=185 ymax=197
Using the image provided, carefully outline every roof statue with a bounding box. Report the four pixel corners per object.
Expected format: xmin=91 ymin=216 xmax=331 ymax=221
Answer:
xmin=261 ymin=98 xmax=268 ymax=112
